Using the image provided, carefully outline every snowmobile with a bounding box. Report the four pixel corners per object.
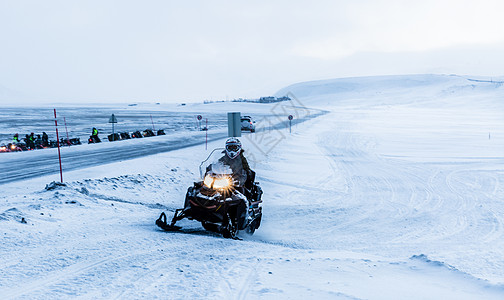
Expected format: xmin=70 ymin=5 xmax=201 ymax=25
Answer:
xmin=143 ymin=129 xmax=155 ymax=137
xmin=0 ymin=143 xmax=23 ymax=152
xmin=88 ymin=135 xmax=101 ymax=144
xmin=107 ymin=133 xmax=120 ymax=142
xmin=120 ymin=132 xmax=131 ymax=140
xmin=156 ymin=148 xmax=263 ymax=239
xmin=69 ymin=137 xmax=81 ymax=145
xmin=131 ymin=131 xmax=143 ymax=138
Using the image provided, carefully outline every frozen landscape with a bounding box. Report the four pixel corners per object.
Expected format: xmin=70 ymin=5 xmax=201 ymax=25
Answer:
xmin=1 ymin=74 xmax=504 ymax=299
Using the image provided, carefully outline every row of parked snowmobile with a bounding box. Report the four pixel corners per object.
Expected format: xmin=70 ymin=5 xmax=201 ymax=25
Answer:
xmin=88 ymin=129 xmax=166 ymax=144
xmin=0 ymin=137 xmax=81 ymax=153
xmin=1 ymin=128 xmax=167 ymax=151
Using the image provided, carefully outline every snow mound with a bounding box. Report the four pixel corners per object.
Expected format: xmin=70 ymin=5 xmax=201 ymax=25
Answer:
xmin=274 ymin=74 xmax=504 ymax=108
xmin=0 ymin=207 xmax=26 ymax=223
xmin=40 ymin=171 xmax=187 ymax=213
xmin=410 ymin=254 xmax=459 ymax=271
xmin=410 ymin=254 xmax=504 ymax=292
xmin=45 ymin=181 xmax=67 ymax=191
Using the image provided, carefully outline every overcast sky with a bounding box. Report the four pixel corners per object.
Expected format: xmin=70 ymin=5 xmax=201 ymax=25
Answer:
xmin=1 ymin=0 xmax=504 ymax=103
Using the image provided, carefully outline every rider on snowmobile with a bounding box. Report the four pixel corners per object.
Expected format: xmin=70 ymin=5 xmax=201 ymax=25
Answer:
xmin=219 ymin=137 xmax=254 ymax=190
xmin=91 ymin=127 xmax=101 ymax=143
xmin=155 ymin=137 xmax=263 ymax=238
xmin=28 ymin=133 xmax=35 ymax=150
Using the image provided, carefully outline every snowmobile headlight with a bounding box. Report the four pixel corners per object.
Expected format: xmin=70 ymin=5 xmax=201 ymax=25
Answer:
xmin=203 ymin=174 xmax=214 ymax=188
xmin=213 ymin=177 xmax=232 ymax=190
xmin=203 ymin=174 xmax=232 ymax=190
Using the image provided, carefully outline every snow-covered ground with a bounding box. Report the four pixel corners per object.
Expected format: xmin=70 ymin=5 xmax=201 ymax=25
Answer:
xmin=1 ymin=74 xmax=503 ymax=299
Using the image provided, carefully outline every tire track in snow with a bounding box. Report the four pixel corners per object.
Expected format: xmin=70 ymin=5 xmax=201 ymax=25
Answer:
xmin=213 ymin=259 xmax=259 ymax=300
xmin=1 ymin=249 xmax=158 ymax=299
xmin=315 ymin=125 xmax=412 ymax=244
xmin=444 ymin=168 xmax=504 ymax=244
xmin=236 ymin=263 xmax=259 ymax=300
xmin=109 ymin=255 xmax=177 ymax=300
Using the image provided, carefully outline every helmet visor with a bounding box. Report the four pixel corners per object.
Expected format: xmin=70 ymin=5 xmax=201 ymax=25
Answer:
xmin=226 ymin=144 xmax=240 ymax=152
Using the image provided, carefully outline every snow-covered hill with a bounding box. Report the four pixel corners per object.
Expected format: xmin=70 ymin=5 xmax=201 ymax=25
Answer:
xmin=276 ymin=74 xmax=504 ymax=108
xmin=1 ymin=74 xmax=503 ymax=299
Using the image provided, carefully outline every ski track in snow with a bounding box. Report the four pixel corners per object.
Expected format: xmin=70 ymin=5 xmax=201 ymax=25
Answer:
xmin=1 ymin=74 xmax=504 ymax=299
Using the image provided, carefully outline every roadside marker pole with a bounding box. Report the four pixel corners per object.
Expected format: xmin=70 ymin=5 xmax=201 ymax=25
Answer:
xmin=288 ymin=115 xmax=293 ymax=134
xmin=54 ymin=109 xmax=63 ymax=183
xmin=150 ymin=114 xmax=155 ymax=131
xmin=64 ymin=117 xmax=70 ymax=144
xmin=197 ymin=115 xmax=202 ymax=131
xmin=205 ymin=118 xmax=208 ymax=150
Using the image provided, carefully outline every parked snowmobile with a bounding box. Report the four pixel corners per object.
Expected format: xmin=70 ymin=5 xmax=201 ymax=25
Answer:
xmin=120 ymin=132 xmax=131 ymax=139
xmin=108 ymin=133 xmax=120 ymax=142
xmin=131 ymin=131 xmax=143 ymax=138
xmin=143 ymin=129 xmax=155 ymax=137
xmin=88 ymin=135 xmax=101 ymax=144
xmin=69 ymin=137 xmax=81 ymax=145
xmin=0 ymin=143 xmax=23 ymax=152
xmin=156 ymin=148 xmax=263 ymax=239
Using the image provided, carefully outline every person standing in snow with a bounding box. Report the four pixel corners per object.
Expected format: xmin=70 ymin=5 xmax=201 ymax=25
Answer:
xmin=42 ymin=132 xmax=49 ymax=147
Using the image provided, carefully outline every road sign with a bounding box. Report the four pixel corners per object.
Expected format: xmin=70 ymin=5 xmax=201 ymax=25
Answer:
xmin=288 ymin=115 xmax=293 ymax=120
xmin=228 ymin=112 xmax=241 ymax=137
xmin=109 ymin=114 xmax=118 ymax=123
xmin=197 ymin=115 xmax=203 ymax=121
xmin=109 ymin=114 xmax=118 ymax=135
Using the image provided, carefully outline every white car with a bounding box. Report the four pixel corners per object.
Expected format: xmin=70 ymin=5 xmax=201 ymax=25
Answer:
xmin=241 ymin=116 xmax=256 ymax=132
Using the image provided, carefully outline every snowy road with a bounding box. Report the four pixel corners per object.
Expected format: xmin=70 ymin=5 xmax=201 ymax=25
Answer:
xmin=0 ymin=130 xmax=228 ymax=185
xmin=0 ymin=107 xmax=327 ymax=185
xmin=1 ymin=75 xmax=504 ymax=299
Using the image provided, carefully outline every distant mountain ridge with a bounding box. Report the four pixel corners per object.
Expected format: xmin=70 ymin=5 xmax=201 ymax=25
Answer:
xmin=274 ymin=74 xmax=504 ymax=100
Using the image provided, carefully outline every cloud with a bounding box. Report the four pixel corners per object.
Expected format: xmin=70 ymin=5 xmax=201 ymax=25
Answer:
xmin=0 ymin=0 xmax=503 ymax=103
xmin=292 ymin=0 xmax=504 ymax=59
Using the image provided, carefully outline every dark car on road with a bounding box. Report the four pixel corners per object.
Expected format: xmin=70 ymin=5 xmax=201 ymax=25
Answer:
xmin=241 ymin=116 xmax=256 ymax=132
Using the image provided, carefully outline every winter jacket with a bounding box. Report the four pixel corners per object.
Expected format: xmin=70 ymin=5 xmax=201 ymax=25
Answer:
xmin=218 ymin=151 xmax=251 ymax=187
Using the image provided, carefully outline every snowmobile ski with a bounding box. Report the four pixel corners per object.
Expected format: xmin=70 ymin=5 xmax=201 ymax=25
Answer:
xmin=156 ymin=211 xmax=182 ymax=231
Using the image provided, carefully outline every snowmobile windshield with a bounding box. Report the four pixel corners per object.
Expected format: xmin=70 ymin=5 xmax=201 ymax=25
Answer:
xmin=199 ymin=148 xmax=232 ymax=179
